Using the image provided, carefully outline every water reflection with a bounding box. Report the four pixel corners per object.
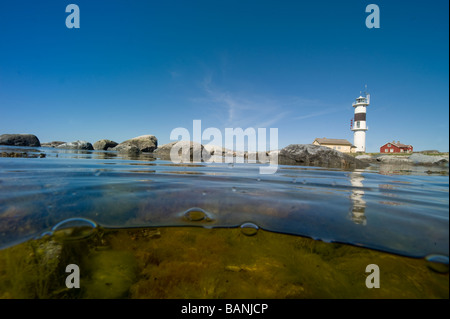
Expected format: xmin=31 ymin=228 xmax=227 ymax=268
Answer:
xmin=349 ymin=171 xmax=366 ymax=225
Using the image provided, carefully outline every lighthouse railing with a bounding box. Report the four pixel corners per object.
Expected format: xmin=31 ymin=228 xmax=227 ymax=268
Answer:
xmin=352 ymin=100 xmax=368 ymax=106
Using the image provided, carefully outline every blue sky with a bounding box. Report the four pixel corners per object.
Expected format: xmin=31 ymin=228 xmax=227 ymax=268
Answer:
xmin=0 ymin=0 xmax=448 ymax=152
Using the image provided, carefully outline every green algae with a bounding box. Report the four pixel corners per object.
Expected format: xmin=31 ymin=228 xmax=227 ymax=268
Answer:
xmin=81 ymin=250 xmax=137 ymax=299
xmin=0 ymin=238 xmax=65 ymax=298
xmin=0 ymin=226 xmax=448 ymax=299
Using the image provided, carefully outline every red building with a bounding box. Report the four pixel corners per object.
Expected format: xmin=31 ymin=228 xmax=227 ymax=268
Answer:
xmin=380 ymin=141 xmax=413 ymax=153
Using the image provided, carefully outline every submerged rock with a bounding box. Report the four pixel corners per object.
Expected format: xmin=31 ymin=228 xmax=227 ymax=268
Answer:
xmin=0 ymin=134 xmax=41 ymax=147
xmin=57 ymin=140 xmax=94 ymax=150
xmin=93 ymin=139 xmax=118 ymax=151
xmin=35 ymin=239 xmax=63 ymax=272
xmin=278 ymin=144 xmax=368 ymax=169
xmin=113 ymin=135 xmax=158 ymax=153
xmin=0 ymin=151 xmax=45 ymax=158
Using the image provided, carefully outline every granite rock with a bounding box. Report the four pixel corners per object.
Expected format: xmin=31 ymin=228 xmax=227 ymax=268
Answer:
xmin=278 ymin=144 xmax=368 ymax=169
xmin=0 ymin=134 xmax=41 ymax=147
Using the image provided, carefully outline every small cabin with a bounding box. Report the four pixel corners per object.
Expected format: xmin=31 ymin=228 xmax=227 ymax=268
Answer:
xmin=380 ymin=141 xmax=413 ymax=153
xmin=313 ymin=138 xmax=356 ymax=153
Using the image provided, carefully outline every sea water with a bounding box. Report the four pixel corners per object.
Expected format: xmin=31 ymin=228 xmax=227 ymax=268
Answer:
xmin=0 ymin=146 xmax=448 ymax=298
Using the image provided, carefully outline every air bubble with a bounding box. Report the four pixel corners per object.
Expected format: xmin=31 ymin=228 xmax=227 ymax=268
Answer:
xmin=232 ymin=187 xmax=237 ymax=192
xmin=36 ymin=231 xmax=53 ymax=239
xmin=51 ymin=217 xmax=97 ymax=241
xmin=425 ymin=254 xmax=449 ymax=274
xmin=240 ymin=222 xmax=259 ymax=236
xmin=183 ymin=208 xmax=207 ymax=222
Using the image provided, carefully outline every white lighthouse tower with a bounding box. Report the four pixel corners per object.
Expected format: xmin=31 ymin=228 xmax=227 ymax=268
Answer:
xmin=351 ymin=91 xmax=370 ymax=153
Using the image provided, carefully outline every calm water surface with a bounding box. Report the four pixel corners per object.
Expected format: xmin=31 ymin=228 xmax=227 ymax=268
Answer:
xmin=0 ymin=145 xmax=448 ymax=258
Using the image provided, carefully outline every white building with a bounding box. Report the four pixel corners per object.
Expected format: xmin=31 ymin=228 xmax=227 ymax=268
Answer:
xmin=351 ymin=93 xmax=370 ymax=153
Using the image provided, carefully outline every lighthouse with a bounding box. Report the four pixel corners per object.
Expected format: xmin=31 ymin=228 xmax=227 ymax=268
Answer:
xmin=351 ymin=92 xmax=370 ymax=153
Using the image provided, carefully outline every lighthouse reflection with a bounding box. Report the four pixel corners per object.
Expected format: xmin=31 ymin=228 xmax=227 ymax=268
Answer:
xmin=349 ymin=171 xmax=367 ymax=225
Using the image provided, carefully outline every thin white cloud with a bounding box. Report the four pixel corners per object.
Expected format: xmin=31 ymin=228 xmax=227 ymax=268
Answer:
xmin=198 ymin=75 xmax=346 ymax=131
xmin=294 ymin=108 xmax=342 ymax=120
xmin=200 ymin=76 xmax=289 ymax=128
xmin=255 ymin=111 xmax=290 ymax=128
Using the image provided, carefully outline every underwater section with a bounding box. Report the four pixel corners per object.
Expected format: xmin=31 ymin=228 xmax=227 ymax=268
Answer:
xmin=0 ymin=225 xmax=447 ymax=299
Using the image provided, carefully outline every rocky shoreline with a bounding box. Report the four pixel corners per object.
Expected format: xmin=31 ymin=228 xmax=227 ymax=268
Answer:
xmin=1 ymin=133 xmax=448 ymax=170
xmin=356 ymin=153 xmax=449 ymax=166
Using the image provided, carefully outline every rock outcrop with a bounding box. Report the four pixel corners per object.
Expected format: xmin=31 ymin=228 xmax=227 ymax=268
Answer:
xmin=93 ymin=139 xmax=118 ymax=151
xmin=113 ymin=143 xmax=141 ymax=156
xmin=113 ymin=135 xmax=157 ymax=153
xmin=357 ymin=153 xmax=449 ymax=166
xmin=373 ymin=155 xmax=412 ymax=164
xmin=41 ymin=141 xmax=66 ymax=148
xmin=203 ymin=144 xmax=227 ymax=157
xmin=153 ymin=141 xmax=211 ymax=162
xmin=0 ymin=134 xmax=40 ymax=147
xmin=408 ymin=153 xmax=448 ymax=166
xmin=57 ymin=140 xmax=94 ymax=150
xmin=278 ymin=144 xmax=368 ymax=169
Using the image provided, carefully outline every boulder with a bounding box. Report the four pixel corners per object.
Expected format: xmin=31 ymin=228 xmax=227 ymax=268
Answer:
xmin=278 ymin=144 xmax=368 ymax=169
xmin=113 ymin=143 xmax=141 ymax=156
xmin=57 ymin=140 xmax=94 ymax=150
xmin=203 ymin=144 xmax=227 ymax=156
xmin=114 ymin=135 xmax=157 ymax=153
xmin=355 ymin=155 xmax=373 ymax=161
xmin=153 ymin=141 xmax=211 ymax=162
xmin=244 ymin=151 xmax=270 ymax=162
xmin=93 ymin=139 xmax=118 ymax=151
xmin=408 ymin=153 xmax=448 ymax=166
xmin=0 ymin=134 xmax=40 ymax=147
xmin=41 ymin=141 xmax=66 ymax=148
xmin=268 ymin=150 xmax=280 ymax=163
xmin=355 ymin=154 xmax=379 ymax=164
